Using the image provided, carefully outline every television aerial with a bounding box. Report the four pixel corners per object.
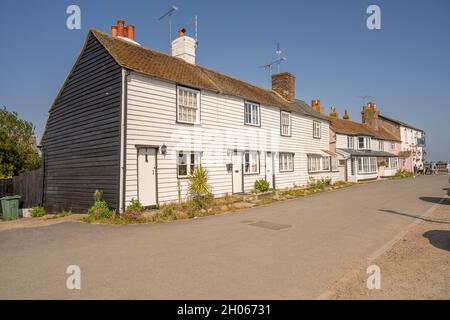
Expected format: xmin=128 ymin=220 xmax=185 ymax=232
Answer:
xmin=260 ymin=43 xmax=287 ymax=83
xmin=158 ymin=5 xmax=178 ymax=49
xmin=358 ymin=95 xmax=374 ymax=106
xmin=184 ymin=15 xmax=199 ymax=47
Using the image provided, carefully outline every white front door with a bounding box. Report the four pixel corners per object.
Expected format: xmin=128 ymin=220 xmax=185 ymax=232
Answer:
xmin=232 ymin=151 xmax=243 ymax=193
xmin=138 ymin=148 xmax=157 ymax=206
xmin=265 ymin=152 xmax=274 ymax=189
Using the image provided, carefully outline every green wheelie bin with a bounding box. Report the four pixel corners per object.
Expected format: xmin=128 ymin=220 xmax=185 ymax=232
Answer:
xmin=1 ymin=195 xmax=21 ymax=220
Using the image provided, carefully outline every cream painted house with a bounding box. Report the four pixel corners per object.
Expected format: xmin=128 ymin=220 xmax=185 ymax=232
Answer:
xmin=324 ymin=103 xmax=401 ymax=182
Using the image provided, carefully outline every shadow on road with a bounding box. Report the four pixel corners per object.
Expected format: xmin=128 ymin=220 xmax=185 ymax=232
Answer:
xmin=423 ymin=230 xmax=450 ymax=252
xmin=378 ymin=209 xmax=450 ymax=225
xmin=419 ymin=196 xmax=449 ymax=205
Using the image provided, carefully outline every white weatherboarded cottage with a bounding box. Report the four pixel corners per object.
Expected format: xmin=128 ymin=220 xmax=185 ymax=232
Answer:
xmin=42 ymin=21 xmax=339 ymax=213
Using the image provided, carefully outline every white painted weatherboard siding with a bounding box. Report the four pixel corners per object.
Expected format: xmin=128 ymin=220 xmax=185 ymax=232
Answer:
xmin=125 ymin=72 xmax=338 ymax=206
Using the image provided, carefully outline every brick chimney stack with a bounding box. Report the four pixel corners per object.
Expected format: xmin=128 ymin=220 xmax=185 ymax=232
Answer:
xmin=362 ymin=102 xmax=380 ymax=130
xmin=272 ymin=72 xmax=296 ymax=101
xmin=111 ymin=19 xmax=136 ymax=41
xmin=311 ymin=99 xmax=325 ymax=114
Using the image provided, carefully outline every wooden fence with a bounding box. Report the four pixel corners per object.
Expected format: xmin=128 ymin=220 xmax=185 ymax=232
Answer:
xmin=0 ymin=168 xmax=43 ymax=210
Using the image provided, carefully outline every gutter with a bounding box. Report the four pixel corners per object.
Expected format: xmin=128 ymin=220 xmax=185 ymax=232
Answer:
xmin=119 ymin=68 xmax=129 ymax=213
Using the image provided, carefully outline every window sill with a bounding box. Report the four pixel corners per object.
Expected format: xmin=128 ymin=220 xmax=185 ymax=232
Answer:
xmin=308 ymin=170 xmax=332 ymax=174
xmin=244 ymin=123 xmax=261 ymax=128
xmin=176 ymin=120 xmax=201 ymax=126
xmin=244 ymin=172 xmax=261 ymax=176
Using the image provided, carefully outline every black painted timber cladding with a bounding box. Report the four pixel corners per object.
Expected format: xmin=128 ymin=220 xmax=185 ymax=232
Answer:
xmin=43 ymin=35 xmax=122 ymax=213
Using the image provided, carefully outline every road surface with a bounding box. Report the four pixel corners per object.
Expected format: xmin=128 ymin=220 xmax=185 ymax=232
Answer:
xmin=0 ymin=175 xmax=447 ymax=299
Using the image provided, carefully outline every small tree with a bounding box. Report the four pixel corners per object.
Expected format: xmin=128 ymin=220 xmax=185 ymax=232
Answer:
xmin=0 ymin=106 xmax=42 ymax=177
xmin=188 ymin=166 xmax=213 ymax=209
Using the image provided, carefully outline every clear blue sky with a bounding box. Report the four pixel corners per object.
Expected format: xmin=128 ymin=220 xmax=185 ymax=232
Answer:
xmin=0 ymin=0 xmax=449 ymax=161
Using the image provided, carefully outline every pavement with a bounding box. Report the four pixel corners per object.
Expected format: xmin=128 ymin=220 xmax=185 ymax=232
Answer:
xmin=0 ymin=175 xmax=448 ymax=299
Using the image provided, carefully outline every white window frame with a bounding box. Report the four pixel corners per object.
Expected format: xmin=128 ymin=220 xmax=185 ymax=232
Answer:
xmin=177 ymin=151 xmax=201 ymax=178
xmin=322 ymin=157 xmax=331 ymax=171
xmin=177 ymin=86 xmax=200 ymax=124
xmin=244 ymin=101 xmax=260 ymax=126
xmin=331 ymin=156 xmax=338 ymax=171
xmin=357 ymin=157 xmax=377 ymax=174
xmin=308 ymin=156 xmax=322 ymax=173
xmin=279 ymin=153 xmax=294 ymax=172
xmin=244 ymin=151 xmax=260 ymax=174
xmin=348 ymin=136 xmax=354 ymax=149
xmin=388 ymin=157 xmax=397 ymax=169
xmin=280 ymin=111 xmax=291 ymax=137
xmin=313 ymin=121 xmax=321 ymax=139
xmin=308 ymin=155 xmax=332 ymax=173
xmin=379 ymin=140 xmax=384 ymax=151
xmin=358 ymin=136 xmax=371 ymax=150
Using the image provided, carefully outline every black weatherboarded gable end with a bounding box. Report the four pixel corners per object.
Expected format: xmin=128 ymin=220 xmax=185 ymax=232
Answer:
xmin=42 ymin=34 xmax=122 ymax=213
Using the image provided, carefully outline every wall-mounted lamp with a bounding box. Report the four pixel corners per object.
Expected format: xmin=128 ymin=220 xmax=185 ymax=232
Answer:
xmin=160 ymin=144 xmax=167 ymax=156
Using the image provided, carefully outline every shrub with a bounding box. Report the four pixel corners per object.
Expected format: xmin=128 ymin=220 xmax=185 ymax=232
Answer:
xmin=93 ymin=189 xmax=103 ymax=202
xmin=391 ymin=169 xmax=413 ymax=179
xmin=30 ymin=206 xmax=46 ymax=217
xmin=307 ymin=177 xmax=331 ymax=190
xmin=254 ymin=179 xmax=270 ymax=193
xmin=87 ymin=189 xmax=112 ymax=219
xmin=127 ymin=198 xmax=145 ymax=212
xmin=188 ymin=167 xmax=213 ymax=210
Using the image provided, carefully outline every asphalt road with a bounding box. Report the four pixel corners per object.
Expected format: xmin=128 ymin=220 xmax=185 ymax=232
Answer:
xmin=0 ymin=175 xmax=448 ymax=299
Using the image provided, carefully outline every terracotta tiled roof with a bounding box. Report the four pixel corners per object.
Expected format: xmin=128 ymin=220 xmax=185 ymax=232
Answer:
xmin=91 ymin=29 xmax=318 ymax=117
xmin=379 ymin=115 xmax=423 ymax=132
xmin=326 ymin=116 xmax=401 ymax=142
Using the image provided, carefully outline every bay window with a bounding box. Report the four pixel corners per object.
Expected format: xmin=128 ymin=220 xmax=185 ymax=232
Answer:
xmin=308 ymin=155 xmax=333 ymax=173
xmin=331 ymin=157 xmax=338 ymax=171
xmin=279 ymin=153 xmax=294 ymax=172
xmin=308 ymin=156 xmax=321 ymax=173
xmin=357 ymin=157 xmax=377 ymax=174
xmin=244 ymin=151 xmax=260 ymax=174
xmin=388 ymin=157 xmax=397 ymax=169
xmin=177 ymin=87 xmax=200 ymax=124
xmin=322 ymin=157 xmax=331 ymax=171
